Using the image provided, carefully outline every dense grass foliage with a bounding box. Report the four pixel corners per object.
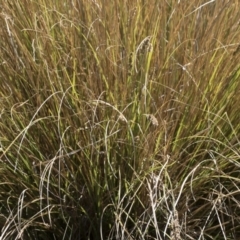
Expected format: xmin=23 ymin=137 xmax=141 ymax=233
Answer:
xmin=1 ymin=0 xmax=240 ymax=239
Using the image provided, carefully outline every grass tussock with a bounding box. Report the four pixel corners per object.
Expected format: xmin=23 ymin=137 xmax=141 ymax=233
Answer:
xmin=0 ymin=0 xmax=240 ymax=239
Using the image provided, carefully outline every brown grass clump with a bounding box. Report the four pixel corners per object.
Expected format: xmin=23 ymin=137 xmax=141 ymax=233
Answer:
xmin=1 ymin=0 xmax=240 ymax=239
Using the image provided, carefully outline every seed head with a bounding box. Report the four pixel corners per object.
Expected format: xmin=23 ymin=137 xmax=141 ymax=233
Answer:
xmin=144 ymin=114 xmax=159 ymax=127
